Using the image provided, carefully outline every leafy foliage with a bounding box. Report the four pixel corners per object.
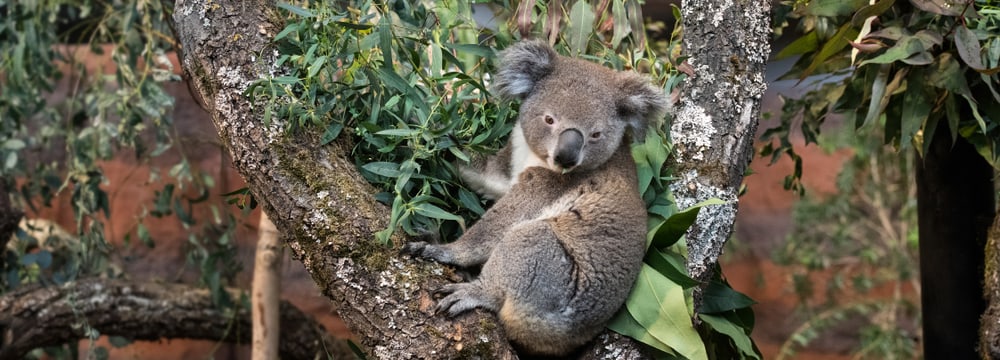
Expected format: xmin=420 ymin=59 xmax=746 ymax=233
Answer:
xmin=764 ymin=0 xmax=1000 ymax=195
xmin=1 ymin=0 xmax=248 ymax=356
xmin=774 ymin=127 xmax=919 ymax=359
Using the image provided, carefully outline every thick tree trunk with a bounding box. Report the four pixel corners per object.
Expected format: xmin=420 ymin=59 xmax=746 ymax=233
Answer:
xmin=673 ymin=0 xmax=772 ymax=282
xmin=917 ymin=122 xmax=994 ymax=359
xmin=0 ymin=278 xmax=341 ymax=360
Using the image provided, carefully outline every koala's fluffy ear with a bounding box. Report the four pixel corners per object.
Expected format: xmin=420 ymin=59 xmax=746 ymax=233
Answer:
xmin=491 ymin=41 xmax=557 ymax=100
xmin=617 ymin=74 xmax=669 ymax=141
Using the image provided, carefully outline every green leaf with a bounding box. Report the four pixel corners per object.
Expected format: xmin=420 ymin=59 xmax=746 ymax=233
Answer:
xmin=801 ymin=22 xmax=858 ymax=79
xmin=649 ymin=198 xmax=727 ymax=249
xmin=699 ymin=280 xmax=756 ymax=313
xmin=277 ymin=2 xmax=316 ymax=18
xmin=376 ymin=128 xmax=419 ymax=137
xmin=646 ymin=249 xmax=700 ymax=289
xmin=797 ymin=0 xmax=867 ymax=17
xmin=270 ymin=76 xmax=300 ymax=85
xmin=442 ymin=43 xmax=495 ymax=59
xmin=857 ymin=36 xmax=926 ymax=66
xmin=607 ymin=306 xmax=679 ymax=355
xmin=625 ymin=264 xmax=708 ymax=360
xmin=775 ymin=31 xmax=819 ymax=60
xmin=320 ymin=123 xmax=344 ymax=145
xmin=851 ymin=0 xmax=896 ymax=26
xmin=900 ymin=68 xmax=930 ymax=149
xmin=699 ymin=313 xmax=761 ymax=360
xmin=307 ymin=55 xmax=327 ymax=78
xmin=567 ymin=1 xmax=595 ymax=56
xmin=861 ymin=64 xmax=890 ymax=128
xmin=412 ymin=202 xmax=465 ymax=226
xmin=378 ymin=18 xmax=393 ymax=70
xmin=362 ymin=162 xmax=402 ymax=178
xmin=611 ymin=0 xmax=631 ymax=49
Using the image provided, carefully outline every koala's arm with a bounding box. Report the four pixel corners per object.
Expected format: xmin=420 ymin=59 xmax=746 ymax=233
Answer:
xmin=403 ymin=167 xmax=562 ymax=267
xmin=457 ymin=143 xmax=513 ymax=200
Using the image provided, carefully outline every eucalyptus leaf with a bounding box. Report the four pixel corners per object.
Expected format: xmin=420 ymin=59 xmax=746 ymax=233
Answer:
xmin=567 ymin=1 xmax=595 ymax=56
xmin=628 ymin=265 xmax=707 ymax=360
xmin=649 ymin=198 xmax=727 ymax=249
xmin=699 ymin=280 xmax=756 ymax=313
xmin=699 ymin=313 xmax=761 ymax=360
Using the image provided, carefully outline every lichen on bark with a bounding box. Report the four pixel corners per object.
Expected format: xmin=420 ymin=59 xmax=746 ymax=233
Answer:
xmin=675 ymin=0 xmax=772 ymax=282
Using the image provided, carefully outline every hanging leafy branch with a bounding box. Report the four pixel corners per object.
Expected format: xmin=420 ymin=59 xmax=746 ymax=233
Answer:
xmin=764 ymin=0 xmax=1000 ymax=194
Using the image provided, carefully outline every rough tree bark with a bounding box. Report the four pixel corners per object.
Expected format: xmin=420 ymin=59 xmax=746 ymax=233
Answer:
xmin=172 ymin=0 xmax=767 ymax=358
xmin=672 ymin=0 xmax=772 ymax=282
xmin=0 ymin=278 xmax=342 ymax=360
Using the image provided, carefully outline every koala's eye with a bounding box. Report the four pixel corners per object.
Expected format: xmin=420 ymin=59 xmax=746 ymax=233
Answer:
xmin=590 ymin=132 xmax=602 ymax=139
xmin=544 ymin=115 xmax=555 ymax=125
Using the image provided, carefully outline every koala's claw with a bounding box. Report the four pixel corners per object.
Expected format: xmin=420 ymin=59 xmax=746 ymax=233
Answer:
xmin=400 ymin=242 xmax=429 ymax=257
xmin=433 ymin=283 xmax=481 ymax=317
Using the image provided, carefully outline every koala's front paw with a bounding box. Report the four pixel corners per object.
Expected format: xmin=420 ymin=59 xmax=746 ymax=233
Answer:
xmin=400 ymin=241 xmax=429 ymax=256
xmin=434 ymin=283 xmax=487 ymax=317
xmin=401 ymin=242 xmax=454 ymax=264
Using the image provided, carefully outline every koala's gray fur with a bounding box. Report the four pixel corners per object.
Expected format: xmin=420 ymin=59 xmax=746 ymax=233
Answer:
xmin=403 ymin=40 xmax=668 ymax=356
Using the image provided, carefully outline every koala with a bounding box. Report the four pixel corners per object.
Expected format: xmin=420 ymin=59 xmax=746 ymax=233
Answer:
xmin=403 ymin=40 xmax=668 ymax=356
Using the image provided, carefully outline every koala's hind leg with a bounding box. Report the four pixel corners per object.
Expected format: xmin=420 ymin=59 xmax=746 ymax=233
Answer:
xmin=479 ymin=220 xmax=592 ymax=356
xmin=434 ymin=281 xmax=503 ymax=316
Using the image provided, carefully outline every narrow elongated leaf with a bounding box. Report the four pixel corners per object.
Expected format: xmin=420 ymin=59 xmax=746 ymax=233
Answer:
xmin=277 ymin=2 xmax=315 ymax=17
xmin=649 ymin=198 xmax=727 ymax=249
xmin=443 ymin=43 xmax=495 ymax=59
xmin=851 ymin=0 xmax=896 ymax=26
xmin=699 ymin=314 xmax=761 ymax=360
xmin=646 ymin=249 xmax=700 ymax=289
xmin=798 ymin=0 xmax=866 ymax=17
xmin=376 ymin=128 xmax=419 ymax=137
xmin=567 ymin=1 xmax=595 ymax=56
xmin=900 ymin=68 xmax=930 ymax=149
xmin=776 ymin=31 xmax=819 ymax=60
xmin=625 ymin=265 xmax=708 ymax=360
xmin=611 ymin=0 xmax=630 ymax=48
xmin=858 ymin=36 xmax=925 ymax=66
xmin=625 ymin=0 xmax=646 ymax=50
xmin=801 ymin=23 xmax=858 ymax=80
xmin=861 ymin=65 xmax=890 ymax=128
xmin=412 ymin=202 xmax=465 ymax=225
xmin=361 ymin=162 xmax=402 ymax=178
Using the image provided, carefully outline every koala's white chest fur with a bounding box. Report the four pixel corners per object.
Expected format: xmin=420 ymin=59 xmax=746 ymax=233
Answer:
xmin=508 ymin=124 xmax=548 ymax=186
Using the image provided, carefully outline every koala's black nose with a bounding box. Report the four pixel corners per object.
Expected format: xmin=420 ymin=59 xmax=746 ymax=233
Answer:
xmin=554 ymin=129 xmax=584 ymax=169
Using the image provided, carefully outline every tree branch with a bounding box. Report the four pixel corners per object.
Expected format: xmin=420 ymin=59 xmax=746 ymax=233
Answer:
xmin=172 ymin=1 xmax=515 ymax=358
xmin=0 ymin=278 xmax=341 ymax=360
xmin=171 ymin=0 xmax=649 ymax=358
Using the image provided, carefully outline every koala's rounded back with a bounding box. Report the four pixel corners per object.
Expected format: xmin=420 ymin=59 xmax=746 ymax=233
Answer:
xmin=492 ymin=41 xmax=668 ymax=173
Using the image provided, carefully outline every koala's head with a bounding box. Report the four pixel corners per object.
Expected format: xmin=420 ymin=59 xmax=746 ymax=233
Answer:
xmin=492 ymin=40 xmax=668 ymax=173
